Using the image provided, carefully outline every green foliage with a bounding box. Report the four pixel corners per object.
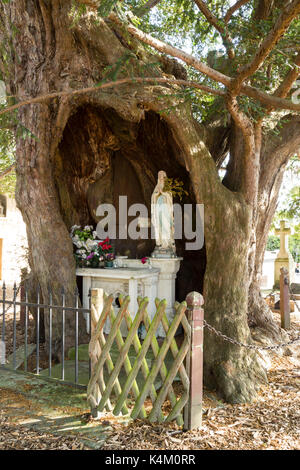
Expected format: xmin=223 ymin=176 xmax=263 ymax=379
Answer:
xmin=289 ymin=231 xmax=300 ymax=263
xmin=87 ymin=0 xmax=299 ymax=124
xmin=69 ymin=1 xmax=87 ymax=26
xmin=163 ymin=177 xmax=188 ymax=201
xmin=266 ymin=235 xmax=280 ymax=251
xmin=0 ymin=96 xmax=36 ymax=196
xmin=97 ymin=0 xmax=119 ymax=17
xmin=52 ymin=1 xmax=300 ymax=125
xmin=278 ymin=186 xmax=300 ymax=224
xmin=266 ymin=234 xmax=300 ymax=263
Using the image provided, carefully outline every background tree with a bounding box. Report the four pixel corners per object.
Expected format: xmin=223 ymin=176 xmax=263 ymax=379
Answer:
xmin=0 ymin=0 xmax=299 ymax=403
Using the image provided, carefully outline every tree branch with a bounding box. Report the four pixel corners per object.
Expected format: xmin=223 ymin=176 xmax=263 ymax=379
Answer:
xmin=263 ymin=114 xmax=300 ymax=160
xmin=108 ymin=13 xmax=300 ymax=111
xmin=253 ymin=0 xmax=275 ymax=21
xmin=273 ymin=50 xmax=300 ymax=99
xmin=260 ymin=114 xmax=300 ymax=190
xmin=224 ymin=0 xmax=251 ymax=24
xmin=193 ymin=0 xmax=235 ymax=59
xmin=0 ymin=76 xmax=225 ymax=118
xmin=0 ymin=163 xmax=15 ymax=179
xmin=230 ymin=0 xmax=300 ymax=93
xmin=226 ymin=92 xmax=258 ymax=206
xmin=134 ymin=0 xmax=162 ymax=17
xmin=263 ymin=50 xmax=300 ymax=114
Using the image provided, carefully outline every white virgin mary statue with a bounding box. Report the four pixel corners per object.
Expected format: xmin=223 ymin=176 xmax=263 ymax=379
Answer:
xmin=151 ymin=171 xmax=176 ymax=258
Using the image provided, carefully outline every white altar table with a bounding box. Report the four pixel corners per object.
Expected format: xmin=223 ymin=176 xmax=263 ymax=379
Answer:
xmin=76 ymin=267 xmax=160 ymax=334
xmin=77 ymin=257 xmax=182 ymax=336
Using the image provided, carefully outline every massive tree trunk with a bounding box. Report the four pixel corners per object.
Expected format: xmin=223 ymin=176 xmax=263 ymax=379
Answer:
xmin=247 ymin=115 xmax=300 ymax=339
xmin=1 ymin=0 xmax=298 ymax=402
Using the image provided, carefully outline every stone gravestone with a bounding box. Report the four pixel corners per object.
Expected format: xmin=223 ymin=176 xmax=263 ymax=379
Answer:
xmin=274 ymin=220 xmax=295 ymax=288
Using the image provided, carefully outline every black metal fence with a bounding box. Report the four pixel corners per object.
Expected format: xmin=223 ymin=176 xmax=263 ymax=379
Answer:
xmin=0 ymin=282 xmax=91 ymax=389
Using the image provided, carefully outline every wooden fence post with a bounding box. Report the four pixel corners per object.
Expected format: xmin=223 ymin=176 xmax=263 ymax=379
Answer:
xmin=91 ymin=288 xmax=103 ymax=325
xmin=90 ymin=288 xmax=104 ymax=419
xmin=280 ymin=267 xmax=290 ymax=330
xmin=184 ymin=291 xmax=204 ymax=431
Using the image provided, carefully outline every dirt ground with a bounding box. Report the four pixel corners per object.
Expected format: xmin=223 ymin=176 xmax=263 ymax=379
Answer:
xmin=0 ymin=347 xmax=299 ymax=450
xmin=1 ymin=292 xmax=300 ymax=450
xmin=0 ymin=409 xmax=87 ymax=450
xmin=100 ymin=355 xmax=300 ymax=450
xmin=0 ymin=346 xmax=300 ymax=450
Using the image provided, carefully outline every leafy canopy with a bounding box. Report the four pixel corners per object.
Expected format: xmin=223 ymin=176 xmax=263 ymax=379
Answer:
xmin=71 ymin=0 xmax=300 ymax=122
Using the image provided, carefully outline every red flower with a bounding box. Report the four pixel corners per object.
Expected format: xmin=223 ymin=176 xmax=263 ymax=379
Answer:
xmin=141 ymin=257 xmax=148 ymax=264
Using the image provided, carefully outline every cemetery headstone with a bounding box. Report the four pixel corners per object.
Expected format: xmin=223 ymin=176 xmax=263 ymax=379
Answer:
xmin=274 ymin=220 xmax=295 ymax=288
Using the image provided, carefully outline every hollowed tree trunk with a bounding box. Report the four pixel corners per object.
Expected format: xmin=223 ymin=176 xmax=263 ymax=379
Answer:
xmin=1 ymin=0 xmax=279 ymax=401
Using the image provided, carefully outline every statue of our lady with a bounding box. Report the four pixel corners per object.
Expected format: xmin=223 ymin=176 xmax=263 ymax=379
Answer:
xmin=151 ymin=171 xmax=176 ymax=258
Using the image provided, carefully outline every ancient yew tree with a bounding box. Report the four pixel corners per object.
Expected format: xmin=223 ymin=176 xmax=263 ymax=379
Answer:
xmin=0 ymin=0 xmax=299 ymax=403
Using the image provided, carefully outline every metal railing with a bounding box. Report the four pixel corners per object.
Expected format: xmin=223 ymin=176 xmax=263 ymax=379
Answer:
xmin=0 ymin=282 xmax=91 ymax=389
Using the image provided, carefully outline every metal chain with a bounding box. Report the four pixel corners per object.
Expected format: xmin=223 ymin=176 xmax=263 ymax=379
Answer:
xmin=203 ymin=319 xmax=300 ymax=351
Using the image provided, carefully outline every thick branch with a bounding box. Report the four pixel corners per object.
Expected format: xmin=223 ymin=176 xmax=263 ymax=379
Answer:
xmin=262 ymin=114 xmax=300 ymax=174
xmin=194 ymin=0 xmax=235 ymax=59
xmin=108 ymin=13 xmax=300 ymax=111
xmin=224 ymin=0 xmax=251 ymax=24
xmin=135 ymin=0 xmax=162 ymax=17
xmin=231 ymin=0 xmax=300 ymax=92
xmin=0 ymin=76 xmax=225 ymax=118
xmin=273 ymin=50 xmax=300 ymax=99
xmin=263 ymin=50 xmax=300 ymax=114
xmin=226 ymin=93 xmax=258 ymax=206
xmin=253 ymin=0 xmax=275 ymax=21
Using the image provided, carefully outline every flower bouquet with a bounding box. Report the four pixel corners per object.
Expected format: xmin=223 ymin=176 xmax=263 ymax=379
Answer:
xmin=98 ymin=237 xmax=115 ymax=267
xmin=70 ymin=225 xmax=103 ymax=268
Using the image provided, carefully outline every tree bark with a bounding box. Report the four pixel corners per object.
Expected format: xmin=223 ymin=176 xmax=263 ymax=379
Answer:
xmin=247 ymin=115 xmax=300 ymax=338
xmin=1 ymin=0 xmax=298 ymax=401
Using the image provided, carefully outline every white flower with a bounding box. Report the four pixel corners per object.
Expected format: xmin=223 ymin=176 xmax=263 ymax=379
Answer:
xmin=84 ymin=225 xmax=93 ymax=231
xmin=92 ymin=231 xmax=98 ymax=239
xmin=86 ymin=239 xmax=98 ymax=250
xmin=76 ymin=249 xmax=86 ymax=256
xmin=74 ymin=240 xmax=88 ymax=250
xmin=70 ymin=225 xmax=81 ymax=235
